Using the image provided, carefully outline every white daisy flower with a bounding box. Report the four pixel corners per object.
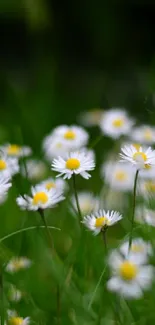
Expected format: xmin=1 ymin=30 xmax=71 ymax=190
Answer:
xmin=43 ymin=134 xmax=69 ymax=161
xmin=8 ymin=316 xmax=30 ymax=325
xmin=39 ymin=177 xmax=66 ymax=192
xmin=21 ymin=159 xmax=47 ymax=180
xmin=138 ymin=179 xmax=155 ymax=199
xmin=71 ymin=192 xmax=100 ymax=215
xmin=100 ymin=108 xmax=133 ymax=139
xmin=0 ymin=176 xmax=12 ymax=203
xmin=130 ymin=125 xmax=155 ymax=145
xmin=8 ymin=285 xmax=22 ymax=302
xmin=16 ymin=185 xmax=65 ymax=211
xmin=120 ymin=145 xmax=155 ymax=170
xmin=120 ymin=238 xmax=152 ymax=264
xmin=82 ymin=209 xmax=122 ymax=235
xmin=107 ymin=249 xmax=154 ymax=298
xmin=52 ymin=151 xmax=95 ymax=180
xmin=0 ymin=153 xmax=19 ymax=178
xmin=0 ymin=143 xmax=32 ymax=158
xmin=102 ymin=161 xmax=135 ymax=192
xmin=6 ymin=257 xmax=32 ymax=273
xmin=78 ymin=109 xmax=103 ymax=127
xmin=52 ymin=125 xmax=89 ymax=149
xmin=135 ymin=206 xmax=155 ymax=227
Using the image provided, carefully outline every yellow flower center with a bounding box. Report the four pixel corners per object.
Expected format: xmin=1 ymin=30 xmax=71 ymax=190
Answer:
xmin=7 ymin=144 xmax=21 ymax=156
xmin=0 ymin=159 xmax=7 ymax=170
xmin=9 ymin=317 xmax=24 ymax=325
xmin=12 ymin=259 xmax=26 ymax=270
xmin=144 ymin=129 xmax=153 ymax=140
xmin=64 ymin=130 xmax=76 ymax=140
xmin=133 ymin=151 xmax=147 ymax=162
xmin=95 ymin=217 xmax=108 ymax=228
xmin=115 ymin=171 xmax=127 ymax=181
xmin=132 ymin=143 xmax=141 ymax=151
xmin=66 ymin=158 xmax=80 ymax=170
xmin=112 ymin=118 xmax=124 ymax=128
xmin=131 ymin=244 xmax=144 ymax=253
xmin=45 ymin=182 xmax=56 ymax=190
xmin=119 ymin=261 xmax=137 ymax=281
xmin=33 ymin=192 xmax=48 ymax=205
xmin=145 ymin=181 xmax=155 ymax=192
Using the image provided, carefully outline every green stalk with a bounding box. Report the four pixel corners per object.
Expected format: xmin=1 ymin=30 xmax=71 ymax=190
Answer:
xmin=0 ymin=272 xmax=5 ymax=325
xmin=128 ymin=169 xmax=139 ymax=251
xmin=38 ymin=209 xmax=54 ymax=251
xmin=72 ymin=174 xmax=82 ymax=225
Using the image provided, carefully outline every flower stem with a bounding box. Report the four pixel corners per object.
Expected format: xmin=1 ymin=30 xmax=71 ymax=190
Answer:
xmin=72 ymin=174 xmax=82 ymax=225
xmin=0 ymin=272 xmax=5 ymax=325
xmin=128 ymin=169 xmax=139 ymax=251
xmin=102 ymin=230 xmax=107 ymax=253
xmin=38 ymin=209 xmax=54 ymax=251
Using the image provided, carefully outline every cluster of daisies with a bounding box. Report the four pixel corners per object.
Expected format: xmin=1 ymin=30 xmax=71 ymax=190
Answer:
xmin=2 ymin=108 xmax=155 ymax=323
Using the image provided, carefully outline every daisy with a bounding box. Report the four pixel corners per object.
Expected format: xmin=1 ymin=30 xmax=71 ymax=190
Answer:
xmin=100 ymin=108 xmax=133 ymax=139
xmin=8 ymin=285 xmax=22 ymax=302
xmin=52 ymin=125 xmax=89 ymax=149
xmin=135 ymin=206 xmax=155 ymax=227
xmin=138 ymin=179 xmax=155 ymax=199
xmin=6 ymin=257 xmax=32 ymax=273
xmin=21 ymin=159 xmax=47 ymax=180
xmin=102 ymin=161 xmax=135 ymax=192
xmin=130 ymin=125 xmax=155 ymax=145
xmin=43 ymin=134 xmax=69 ymax=161
xmin=71 ymin=192 xmax=100 ymax=215
xmin=0 ymin=176 xmax=12 ymax=203
xmin=120 ymin=238 xmax=152 ymax=264
xmin=39 ymin=177 xmax=66 ymax=192
xmin=16 ymin=185 xmax=65 ymax=211
xmin=0 ymin=153 xmax=19 ymax=178
xmin=8 ymin=315 xmax=30 ymax=325
xmin=82 ymin=209 xmax=122 ymax=235
xmin=52 ymin=151 xmax=95 ymax=180
xmin=107 ymin=249 xmax=154 ymax=298
xmin=0 ymin=143 xmax=32 ymax=158
xmin=78 ymin=109 xmax=103 ymax=127
xmin=120 ymin=145 xmax=155 ymax=170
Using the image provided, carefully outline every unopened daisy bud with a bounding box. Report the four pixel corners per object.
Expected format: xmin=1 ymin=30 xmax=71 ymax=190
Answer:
xmin=78 ymin=109 xmax=103 ymax=127
xmin=120 ymin=238 xmax=152 ymax=264
xmin=107 ymin=249 xmax=154 ymax=299
xmin=71 ymin=192 xmax=99 ymax=215
xmin=0 ymin=143 xmax=32 ymax=158
xmin=0 ymin=153 xmax=19 ymax=178
xmin=120 ymin=145 xmax=155 ymax=170
xmin=21 ymin=159 xmax=47 ymax=180
xmin=100 ymin=109 xmax=134 ymax=139
xmin=6 ymin=257 xmax=32 ymax=273
xmin=52 ymin=151 xmax=95 ymax=180
xmin=16 ymin=185 xmax=65 ymax=211
xmin=130 ymin=125 xmax=155 ymax=145
xmin=82 ymin=209 xmax=122 ymax=235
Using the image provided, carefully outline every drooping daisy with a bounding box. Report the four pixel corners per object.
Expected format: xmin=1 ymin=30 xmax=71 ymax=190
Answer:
xmin=135 ymin=206 xmax=155 ymax=227
xmin=82 ymin=209 xmax=122 ymax=235
xmin=21 ymin=159 xmax=47 ymax=180
xmin=120 ymin=145 xmax=155 ymax=170
xmin=78 ymin=109 xmax=103 ymax=127
xmin=0 ymin=176 xmax=12 ymax=203
xmin=0 ymin=153 xmax=19 ymax=178
xmin=8 ymin=315 xmax=30 ymax=325
xmin=39 ymin=177 xmax=67 ymax=192
xmin=43 ymin=134 xmax=69 ymax=161
xmin=16 ymin=185 xmax=65 ymax=211
xmin=71 ymin=192 xmax=100 ymax=215
xmin=102 ymin=161 xmax=135 ymax=192
xmin=130 ymin=125 xmax=155 ymax=145
xmin=6 ymin=257 xmax=32 ymax=273
xmin=0 ymin=143 xmax=32 ymax=158
xmin=52 ymin=151 xmax=95 ymax=179
xmin=107 ymin=249 xmax=154 ymax=298
xmin=52 ymin=125 xmax=89 ymax=149
xmin=120 ymin=238 xmax=152 ymax=264
xmin=8 ymin=285 xmax=22 ymax=302
xmin=100 ymin=109 xmax=134 ymax=139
